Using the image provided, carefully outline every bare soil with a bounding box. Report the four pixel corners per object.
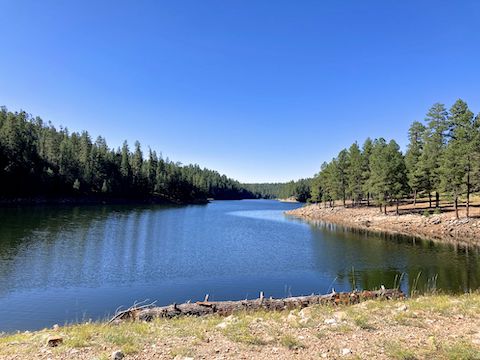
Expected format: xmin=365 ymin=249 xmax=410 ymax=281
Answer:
xmin=286 ymin=200 xmax=480 ymax=247
xmin=1 ymin=294 xmax=480 ymax=359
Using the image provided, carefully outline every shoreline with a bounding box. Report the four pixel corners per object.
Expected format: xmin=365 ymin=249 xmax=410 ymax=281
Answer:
xmin=286 ymin=203 xmax=480 ymax=248
xmin=0 ymin=196 xmax=211 ymax=207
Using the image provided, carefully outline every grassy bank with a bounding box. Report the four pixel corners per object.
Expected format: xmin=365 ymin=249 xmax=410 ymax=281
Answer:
xmin=1 ymin=294 xmax=480 ymax=359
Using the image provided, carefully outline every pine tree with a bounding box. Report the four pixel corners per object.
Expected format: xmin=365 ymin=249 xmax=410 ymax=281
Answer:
xmin=347 ymin=142 xmax=363 ymax=206
xmin=310 ymin=171 xmax=323 ymax=204
xmin=419 ymin=103 xmax=448 ymax=208
xmin=362 ymin=138 xmax=373 ymax=206
xmin=336 ymin=149 xmax=349 ymax=207
xmin=440 ymin=138 xmax=465 ymax=219
xmin=368 ymin=138 xmax=389 ymax=213
xmin=405 ymin=121 xmax=426 ymax=206
xmin=385 ymin=140 xmax=408 ymax=215
xmin=445 ymin=99 xmax=477 ymax=217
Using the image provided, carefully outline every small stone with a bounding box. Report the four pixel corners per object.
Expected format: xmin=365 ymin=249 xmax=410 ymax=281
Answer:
xmin=216 ymin=321 xmax=228 ymax=329
xmin=341 ymin=348 xmax=352 ymax=356
xmin=46 ymin=336 xmax=63 ymax=347
xmin=324 ymin=318 xmax=337 ymax=325
xmin=52 ymin=324 xmax=59 ymax=331
xmin=112 ymin=350 xmax=124 ymax=360
xmin=397 ymin=304 xmax=408 ymax=312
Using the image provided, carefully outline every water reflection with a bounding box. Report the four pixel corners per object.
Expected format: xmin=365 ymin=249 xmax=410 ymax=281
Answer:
xmin=0 ymin=201 xmax=479 ymax=331
xmin=303 ymin=219 xmax=480 ymax=293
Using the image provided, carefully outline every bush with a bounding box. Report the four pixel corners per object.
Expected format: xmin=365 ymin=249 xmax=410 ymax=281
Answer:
xmin=423 ymin=210 xmax=430 ymax=217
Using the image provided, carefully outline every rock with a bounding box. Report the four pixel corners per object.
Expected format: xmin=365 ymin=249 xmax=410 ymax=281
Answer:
xmin=324 ymin=318 xmax=337 ymax=325
xmin=46 ymin=336 xmax=63 ymax=347
xmin=397 ymin=304 xmax=408 ymax=312
xmin=112 ymin=350 xmax=124 ymax=360
xmin=216 ymin=321 xmax=228 ymax=329
xmin=287 ymin=312 xmax=298 ymax=323
xmin=52 ymin=324 xmax=59 ymax=331
xmin=216 ymin=314 xmax=237 ymax=329
xmin=341 ymin=348 xmax=352 ymax=356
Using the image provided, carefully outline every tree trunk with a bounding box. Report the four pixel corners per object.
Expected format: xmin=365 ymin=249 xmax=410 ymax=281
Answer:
xmin=384 ymin=204 xmax=387 ymax=215
xmin=428 ymin=193 xmax=432 ymax=208
xmin=435 ymin=192 xmax=439 ymax=209
xmin=379 ymin=204 xmax=382 ymax=213
xmin=454 ymin=195 xmax=459 ymax=219
xmin=413 ymin=189 xmax=417 ymax=207
xmin=396 ymin=199 xmax=399 ymax=216
xmin=367 ymin=193 xmax=370 ymax=207
xmin=111 ymin=289 xmax=405 ymax=323
xmin=467 ymin=170 xmax=470 ymax=218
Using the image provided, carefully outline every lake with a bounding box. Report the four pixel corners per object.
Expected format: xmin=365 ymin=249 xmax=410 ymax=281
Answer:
xmin=0 ymin=199 xmax=479 ymax=332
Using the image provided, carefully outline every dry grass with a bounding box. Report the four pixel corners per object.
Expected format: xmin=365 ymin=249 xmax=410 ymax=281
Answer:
xmin=1 ymin=294 xmax=480 ymax=359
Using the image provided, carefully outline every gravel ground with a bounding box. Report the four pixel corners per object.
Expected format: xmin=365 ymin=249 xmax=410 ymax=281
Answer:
xmin=1 ymin=294 xmax=480 ymax=359
xmin=286 ymin=201 xmax=480 ymax=247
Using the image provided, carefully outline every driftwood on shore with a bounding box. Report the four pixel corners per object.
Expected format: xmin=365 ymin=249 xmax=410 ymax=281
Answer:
xmin=110 ymin=288 xmax=404 ymax=323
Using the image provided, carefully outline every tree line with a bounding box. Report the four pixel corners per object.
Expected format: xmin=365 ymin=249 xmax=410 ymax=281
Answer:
xmin=243 ymin=180 xmax=312 ymax=202
xmin=307 ymin=100 xmax=480 ymax=218
xmin=0 ymin=107 xmax=256 ymax=203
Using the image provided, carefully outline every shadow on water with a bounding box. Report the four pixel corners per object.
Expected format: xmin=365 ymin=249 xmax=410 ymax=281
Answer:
xmin=301 ymin=219 xmax=480 ymax=294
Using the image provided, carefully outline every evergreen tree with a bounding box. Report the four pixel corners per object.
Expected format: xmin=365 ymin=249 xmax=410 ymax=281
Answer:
xmin=443 ymin=99 xmax=477 ymax=217
xmin=419 ymin=103 xmax=448 ymax=208
xmin=361 ymin=138 xmax=373 ymax=206
xmin=368 ymin=138 xmax=389 ymax=213
xmin=405 ymin=121 xmax=426 ymax=205
xmin=347 ymin=142 xmax=363 ymax=206
xmin=385 ymin=140 xmax=408 ymax=215
xmin=336 ymin=149 xmax=349 ymax=207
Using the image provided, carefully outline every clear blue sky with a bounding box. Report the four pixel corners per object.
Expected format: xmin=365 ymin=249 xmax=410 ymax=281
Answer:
xmin=1 ymin=1 xmax=479 ymax=183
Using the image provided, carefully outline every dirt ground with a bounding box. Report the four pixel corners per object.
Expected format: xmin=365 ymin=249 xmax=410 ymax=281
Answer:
xmin=286 ymin=199 xmax=480 ymax=247
xmin=1 ymin=294 xmax=480 ymax=359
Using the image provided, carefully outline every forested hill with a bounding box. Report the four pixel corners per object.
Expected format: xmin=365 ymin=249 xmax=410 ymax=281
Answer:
xmin=0 ymin=107 xmax=256 ymax=204
xmin=243 ymin=180 xmax=312 ymax=202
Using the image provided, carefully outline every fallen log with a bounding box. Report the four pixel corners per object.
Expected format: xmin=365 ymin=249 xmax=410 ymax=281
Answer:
xmin=110 ymin=287 xmax=404 ymax=323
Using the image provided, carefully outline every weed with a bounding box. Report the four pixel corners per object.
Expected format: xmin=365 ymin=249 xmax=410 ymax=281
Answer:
xmin=385 ymin=341 xmax=418 ymax=360
xmin=353 ymin=314 xmax=376 ymax=330
xmin=442 ymin=341 xmax=480 ymax=360
xmin=280 ymin=334 xmax=305 ymax=350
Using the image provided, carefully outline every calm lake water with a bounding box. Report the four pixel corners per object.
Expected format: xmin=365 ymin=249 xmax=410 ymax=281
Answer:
xmin=1 ymin=199 xmax=479 ymax=332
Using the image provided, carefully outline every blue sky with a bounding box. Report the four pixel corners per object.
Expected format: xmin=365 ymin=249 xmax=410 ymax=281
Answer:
xmin=1 ymin=1 xmax=479 ymax=182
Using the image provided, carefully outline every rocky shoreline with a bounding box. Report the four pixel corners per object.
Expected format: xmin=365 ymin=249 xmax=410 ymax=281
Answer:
xmin=286 ymin=203 xmax=480 ymax=247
